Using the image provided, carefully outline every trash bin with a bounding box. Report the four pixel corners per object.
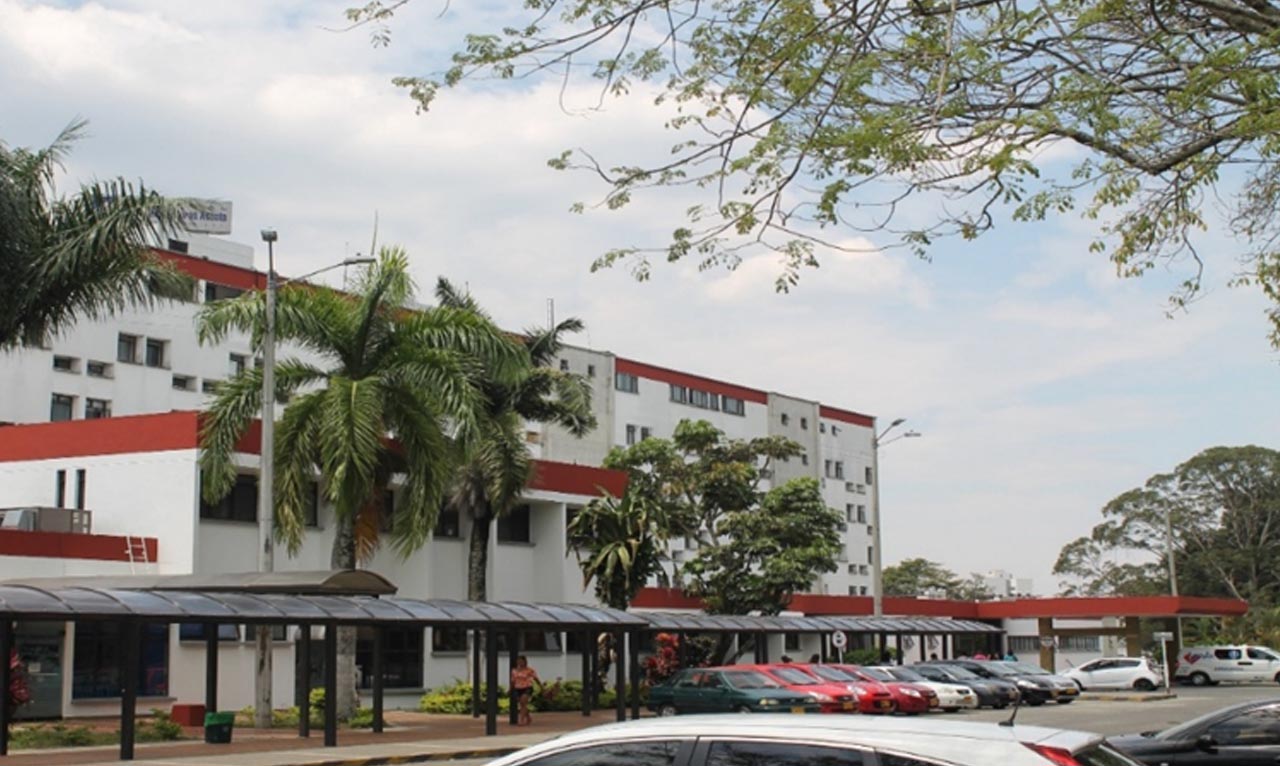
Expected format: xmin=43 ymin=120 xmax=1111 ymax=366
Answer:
xmin=203 ymin=711 xmax=235 ymax=744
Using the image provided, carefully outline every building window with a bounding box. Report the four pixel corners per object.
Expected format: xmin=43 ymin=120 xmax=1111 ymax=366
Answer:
xmin=614 ymin=372 xmax=639 ymax=393
xmin=72 ymin=622 xmax=168 ymax=699
xmin=824 ymin=460 xmax=833 ymax=478
xmin=559 ymin=359 xmax=569 ymax=372
xmin=431 ymin=627 xmax=467 ymax=653
xmin=200 ymin=473 xmax=258 ymax=522
xmin=625 ymin=424 xmax=637 ymax=446
xmin=357 ymin=627 xmax=423 ymax=688
xmin=178 ymin=623 xmax=239 ymax=642
xmin=497 ymin=504 xmax=532 ymax=543
xmin=117 ymin=333 xmax=138 ymax=364
xmin=303 ymin=481 xmax=319 ymax=528
xmin=204 ymin=282 xmax=245 ymax=302
xmin=75 ymin=468 xmax=86 ymax=509
xmin=229 ymin=353 xmax=247 ymax=377
xmin=167 ymin=238 xmax=189 ymax=254
xmin=55 ymin=469 xmax=67 ymax=508
xmin=587 ymin=364 xmax=596 ymax=378
xmin=669 ymin=384 xmax=688 ymax=404
xmin=201 ymin=379 xmax=220 ymax=394
xmin=722 ymin=396 xmax=745 ymax=416
xmin=434 ymin=506 xmax=460 ymax=539
xmin=86 ymin=360 xmax=111 ymax=378
xmin=856 ymin=505 xmax=866 ymax=523
xmin=867 ymin=546 xmax=874 ymax=564
xmin=859 ymin=586 xmax=868 ymax=596
xmin=84 ymin=398 xmax=111 ymax=420
xmin=50 ymin=393 xmax=75 ymax=422
xmin=820 ymin=423 xmax=826 ymax=433
xmin=781 ymin=413 xmax=790 ymax=426
xmin=495 ymin=630 xmax=561 ymax=652
xmin=834 ymin=461 xmax=845 ymax=479
xmin=144 ymin=338 xmax=166 ymax=368
xmin=865 ymin=466 xmax=874 ymax=485
xmin=172 ymin=375 xmax=194 ymax=391
xmin=800 ymin=453 xmax=809 ymax=466
xmin=640 ymin=426 xmax=652 ymax=441
xmin=52 ymin=355 xmax=77 ymax=373
xmin=800 ymin=417 xmax=808 ymax=430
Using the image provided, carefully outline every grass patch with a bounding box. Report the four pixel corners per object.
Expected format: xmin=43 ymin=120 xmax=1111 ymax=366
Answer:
xmin=11 ymin=710 xmax=184 ymax=750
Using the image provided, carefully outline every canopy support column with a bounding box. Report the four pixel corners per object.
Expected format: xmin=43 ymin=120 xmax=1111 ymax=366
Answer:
xmin=298 ymin=626 xmax=311 ymax=738
xmin=580 ymin=630 xmax=592 ymax=717
xmin=371 ymin=626 xmax=385 ymax=733
xmin=204 ymin=623 xmax=218 ymax=714
xmin=0 ymin=619 xmax=11 ymax=756
xmin=484 ymin=627 xmax=498 ymax=736
xmin=471 ymin=629 xmax=482 ymax=718
xmin=323 ymin=624 xmax=337 ymax=747
xmin=119 ymin=621 xmax=140 ymax=761
xmin=628 ymin=629 xmax=641 ymax=720
xmin=613 ymin=629 xmax=626 ymax=722
xmin=508 ymin=630 xmax=520 ymax=726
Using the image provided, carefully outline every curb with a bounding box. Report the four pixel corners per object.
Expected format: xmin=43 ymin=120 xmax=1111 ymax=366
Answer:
xmin=1080 ymin=693 xmax=1177 ymax=703
xmin=274 ymin=748 xmax=522 ymax=766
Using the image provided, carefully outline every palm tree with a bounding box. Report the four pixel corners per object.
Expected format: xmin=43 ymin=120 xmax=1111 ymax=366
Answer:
xmin=566 ymin=493 xmax=670 ymax=611
xmin=0 ymin=119 xmax=193 ymax=348
xmin=435 ymin=279 xmax=596 ymax=602
xmin=197 ymin=249 xmax=524 ymax=714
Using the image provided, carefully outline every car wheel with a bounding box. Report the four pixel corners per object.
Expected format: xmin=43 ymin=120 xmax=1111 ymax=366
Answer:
xmin=1274 ymin=671 xmax=1280 ymax=685
xmin=1133 ymin=678 xmax=1156 ymax=692
xmin=1074 ymin=681 xmax=1086 ymax=692
xmin=1189 ymin=671 xmax=1210 ymax=687
xmin=993 ymin=702 xmax=1008 ymax=709
xmin=657 ymin=704 xmax=678 ymax=717
xmin=1056 ymin=698 xmax=1074 ymax=704
xmin=1027 ymin=697 xmax=1046 ymax=706
xmin=943 ymin=707 xmax=959 ymax=713
xmin=735 ymin=706 xmax=753 ymax=714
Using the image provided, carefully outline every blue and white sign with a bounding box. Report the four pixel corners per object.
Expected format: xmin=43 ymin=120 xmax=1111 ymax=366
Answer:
xmin=180 ymin=199 xmax=233 ymax=235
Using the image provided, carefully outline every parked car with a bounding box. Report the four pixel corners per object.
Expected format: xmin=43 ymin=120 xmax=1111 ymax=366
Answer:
xmin=1110 ymin=698 xmax=1280 ymax=765
xmin=803 ymin=663 xmax=898 ymax=713
xmin=483 ymin=713 xmax=1146 ymax=766
xmin=836 ymin=664 xmax=940 ymax=714
xmin=931 ymin=659 xmax=1078 ymax=705
xmin=911 ymin=662 xmax=1021 ymax=709
xmin=647 ymin=668 xmax=823 ymax=715
xmin=871 ymin=665 xmax=979 ymax=711
xmin=1172 ymin=645 xmax=1280 ymax=686
xmin=1063 ymin=657 xmax=1164 ymax=692
xmin=730 ymin=664 xmax=859 ymax=713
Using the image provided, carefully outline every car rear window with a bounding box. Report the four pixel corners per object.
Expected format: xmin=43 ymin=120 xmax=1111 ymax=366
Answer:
xmin=521 ymin=740 xmax=685 ymax=766
xmin=724 ymin=671 xmax=779 ymax=689
xmin=809 ymin=666 xmax=855 ymax=682
xmin=773 ymin=667 xmax=821 ymax=685
xmin=707 ymin=740 xmax=863 ymax=766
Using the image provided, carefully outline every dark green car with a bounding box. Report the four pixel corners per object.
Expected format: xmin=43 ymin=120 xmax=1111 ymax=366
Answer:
xmin=647 ymin=668 xmax=822 ymax=715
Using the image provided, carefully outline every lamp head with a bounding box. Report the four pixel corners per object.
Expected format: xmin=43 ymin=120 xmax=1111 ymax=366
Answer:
xmin=344 ymin=256 xmax=375 ymax=266
xmin=260 ymin=228 xmax=278 ymax=243
xmin=889 ymin=418 xmax=906 ymax=427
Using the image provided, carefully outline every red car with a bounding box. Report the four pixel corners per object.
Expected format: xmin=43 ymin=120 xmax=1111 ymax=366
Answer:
xmin=805 ymin=663 xmax=898 ymax=714
xmin=836 ymin=664 xmax=939 ymax=715
xmin=730 ymin=664 xmax=859 ymax=713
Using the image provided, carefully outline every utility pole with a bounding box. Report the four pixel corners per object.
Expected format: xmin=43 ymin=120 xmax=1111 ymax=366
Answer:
xmin=870 ymin=418 xmax=921 ymax=617
xmin=255 ymin=229 xmax=278 ymax=728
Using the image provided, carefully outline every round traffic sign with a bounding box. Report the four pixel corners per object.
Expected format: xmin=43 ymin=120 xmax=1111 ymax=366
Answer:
xmin=831 ymin=631 xmax=848 ymax=649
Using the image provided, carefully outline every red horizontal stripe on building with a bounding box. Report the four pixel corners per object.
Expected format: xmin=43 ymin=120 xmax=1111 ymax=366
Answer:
xmin=154 ymin=249 xmax=265 ymax=291
xmin=0 ymin=529 xmax=157 ymax=562
xmin=615 ymin=358 xmax=768 ymax=405
xmin=818 ymin=406 xmax=875 ymax=429
xmin=0 ymin=411 xmax=200 ymax=462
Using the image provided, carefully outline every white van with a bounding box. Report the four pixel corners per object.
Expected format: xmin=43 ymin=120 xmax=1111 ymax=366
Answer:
xmin=1173 ymin=645 xmax=1280 ymax=685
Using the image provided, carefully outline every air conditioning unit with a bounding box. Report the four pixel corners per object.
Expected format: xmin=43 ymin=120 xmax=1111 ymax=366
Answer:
xmin=0 ymin=509 xmax=36 ymax=531
xmin=0 ymin=507 xmax=92 ymax=534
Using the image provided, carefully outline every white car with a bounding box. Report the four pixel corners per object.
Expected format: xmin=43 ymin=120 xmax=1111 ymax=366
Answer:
xmin=1063 ymin=657 xmax=1164 ymax=691
xmin=872 ymin=665 xmax=979 ymax=711
xmin=484 ymin=714 xmax=1143 ymax=766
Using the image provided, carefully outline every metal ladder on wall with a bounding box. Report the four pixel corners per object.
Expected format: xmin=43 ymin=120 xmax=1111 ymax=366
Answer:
xmin=125 ymin=536 xmax=150 ymax=574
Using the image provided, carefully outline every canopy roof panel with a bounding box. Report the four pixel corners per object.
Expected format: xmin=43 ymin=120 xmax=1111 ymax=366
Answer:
xmin=637 ymin=611 xmax=1001 ymax=634
xmin=2 ymin=570 xmax=397 ymax=596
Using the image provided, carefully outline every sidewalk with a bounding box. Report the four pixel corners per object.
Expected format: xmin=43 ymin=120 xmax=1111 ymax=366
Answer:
xmin=6 ymin=711 xmax=618 ymax=766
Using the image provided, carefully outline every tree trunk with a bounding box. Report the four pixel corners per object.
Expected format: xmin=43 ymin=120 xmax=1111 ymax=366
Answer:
xmin=330 ymin=513 xmax=360 ymax=719
xmin=468 ymin=504 xmax=492 ymax=602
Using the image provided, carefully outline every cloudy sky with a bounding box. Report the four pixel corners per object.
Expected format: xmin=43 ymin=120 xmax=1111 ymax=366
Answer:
xmin=3 ymin=0 xmax=1276 ymax=594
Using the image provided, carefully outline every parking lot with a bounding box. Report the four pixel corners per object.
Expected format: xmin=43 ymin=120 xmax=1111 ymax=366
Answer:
xmin=938 ymin=684 xmax=1280 ymax=736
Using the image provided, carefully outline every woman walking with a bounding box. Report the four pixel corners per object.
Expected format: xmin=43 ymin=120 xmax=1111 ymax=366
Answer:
xmin=510 ymin=655 xmax=542 ymax=726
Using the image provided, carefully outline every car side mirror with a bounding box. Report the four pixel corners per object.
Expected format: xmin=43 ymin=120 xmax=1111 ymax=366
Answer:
xmin=1195 ymin=734 xmax=1217 ymax=753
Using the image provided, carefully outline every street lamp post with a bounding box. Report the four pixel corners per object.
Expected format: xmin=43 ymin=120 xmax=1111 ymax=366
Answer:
xmin=870 ymin=418 xmax=921 ymax=617
xmin=253 ymin=231 xmax=373 ymax=728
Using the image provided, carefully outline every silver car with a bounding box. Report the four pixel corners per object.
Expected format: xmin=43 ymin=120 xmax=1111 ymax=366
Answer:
xmin=484 ymin=714 xmax=1144 ymax=766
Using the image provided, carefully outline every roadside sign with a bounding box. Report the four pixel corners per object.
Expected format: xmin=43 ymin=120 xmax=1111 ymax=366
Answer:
xmin=831 ymin=631 xmax=848 ymax=650
xmin=1039 ymin=636 xmax=1056 ymax=648
xmin=1153 ymin=631 xmax=1174 ymax=641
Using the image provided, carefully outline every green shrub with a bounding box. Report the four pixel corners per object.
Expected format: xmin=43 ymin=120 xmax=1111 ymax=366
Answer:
xmin=419 ymin=681 xmax=510 ymax=714
xmin=348 ymin=707 xmax=375 ymax=729
xmin=137 ymin=710 xmax=182 ymax=742
xmin=10 ymin=723 xmax=113 ymax=749
xmin=843 ymin=647 xmax=898 ymax=665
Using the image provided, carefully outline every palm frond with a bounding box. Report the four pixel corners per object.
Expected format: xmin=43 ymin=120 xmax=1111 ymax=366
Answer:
xmin=274 ymin=389 xmax=326 ymax=553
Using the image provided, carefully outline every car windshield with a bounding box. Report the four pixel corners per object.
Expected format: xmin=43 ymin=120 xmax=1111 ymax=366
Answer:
xmin=858 ymin=667 xmax=894 ymax=682
xmin=883 ymin=667 xmax=926 ymax=682
xmin=1152 ymin=703 xmax=1266 ymax=741
xmin=935 ymin=665 xmax=980 ymax=680
xmin=1004 ymin=661 xmax=1050 ymax=675
xmin=979 ymin=663 xmax=1022 ymax=678
xmin=724 ymin=670 xmax=781 ymax=689
xmin=809 ymin=665 xmax=856 ymax=682
xmin=772 ymin=667 xmax=822 ymax=685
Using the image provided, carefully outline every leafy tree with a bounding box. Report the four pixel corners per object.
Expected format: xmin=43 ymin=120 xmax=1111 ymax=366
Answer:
xmin=197 ymin=248 xmax=523 ymax=714
xmin=883 ymin=558 xmax=960 ymax=598
xmin=354 ymin=0 xmax=1280 ymax=344
xmin=567 ymin=492 xmax=670 ymax=611
xmin=0 ymin=119 xmax=193 ymax=349
xmin=434 ymin=279 xmax=595 ymax=602
xmin=952 ymin=573 xmax=996 ymax=602
xmin=1055 ymin=446 xmax=1280 ymax=603
xmin=603 ymin=419 xmax=842 ymax=619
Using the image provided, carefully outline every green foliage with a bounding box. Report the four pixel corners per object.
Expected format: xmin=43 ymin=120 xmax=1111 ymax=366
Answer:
xmin=1055 ymin=446 xmax=1280 ymax=605
xmin=139 ymin=710 xmax=183 ymax=742
xmin=567 ymin=492 xmax=670 ymax=610
xmin=0 ymin=119 xmax=195 ymax=348
xmin=358 ymin=1 xmax=1280 ymax=346
xmin=347 ymin=707 xmax=375 ymax=729
xmin=843 ymin=647 xmax=899 ymax=665
xmin=883 ymin=559 xmax=995 ymax=601
xmin=419 ymin=681 xmax=510 ymax=715
xmin=417 ymin=679 xmax=629 ymax=714
xmin=9 ymin=712 xmax=184 ymax=750
xmin=197 ymin=251 xmax=526 ymax=569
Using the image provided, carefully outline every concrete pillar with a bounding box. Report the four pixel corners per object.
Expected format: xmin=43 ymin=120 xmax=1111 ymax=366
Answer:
xmin=1124 ymin=617 xmax=1142 ymax=657
xmin=1037 ymin=617 xmax=1054 ymax=671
